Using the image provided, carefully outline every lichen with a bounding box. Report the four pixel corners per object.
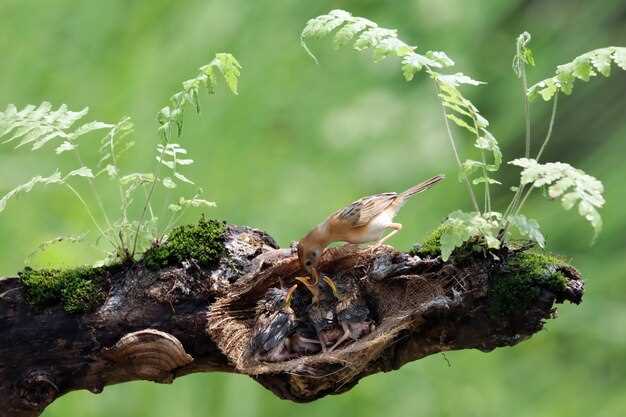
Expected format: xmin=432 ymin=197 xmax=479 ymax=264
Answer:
xmin=488 ymin=251 xmax=570 ymax=317
xmin=142 ymin=216 xmax=227 ymax=270
xmin=18 ymin=266 xmax=108 ymax=313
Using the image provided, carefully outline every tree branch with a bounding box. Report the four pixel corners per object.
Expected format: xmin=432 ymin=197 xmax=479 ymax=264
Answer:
xmin=0 ymin=224 xmax=584 ymax=416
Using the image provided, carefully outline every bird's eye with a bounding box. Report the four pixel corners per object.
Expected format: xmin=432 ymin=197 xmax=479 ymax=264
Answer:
xmin=305 ymin=261 xmax=312 ymax=267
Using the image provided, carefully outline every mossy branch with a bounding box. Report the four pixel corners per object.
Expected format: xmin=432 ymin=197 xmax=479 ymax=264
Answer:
xmin=0 ymin=219 xmax=583 ymax=417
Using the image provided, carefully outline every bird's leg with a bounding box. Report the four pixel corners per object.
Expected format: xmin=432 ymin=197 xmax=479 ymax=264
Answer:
xmin=329 ymin=322 xmax=351 ymax=352
xmin=375 ymin=223 xmax=402 ymax=247
xmin=317 ymin=330 xmax=328 ymax=353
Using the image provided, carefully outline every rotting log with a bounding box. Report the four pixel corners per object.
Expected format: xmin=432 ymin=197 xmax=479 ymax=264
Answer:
xmin=0 ymin=223 xmax=584 ymax=417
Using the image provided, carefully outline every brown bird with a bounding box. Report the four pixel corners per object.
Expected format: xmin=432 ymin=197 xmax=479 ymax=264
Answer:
xmin=297 ymin=175 xmax=445 ymax=283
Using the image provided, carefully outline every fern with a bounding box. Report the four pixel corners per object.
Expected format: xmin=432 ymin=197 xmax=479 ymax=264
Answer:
xmin=0 ymin=102 xmax=112 ymax=152
xmin=528 ymin=47 xmax=626 ymax=101
xmin=510 ymin=158 xmax=605 ymax=239
xmin=0 ymin=52 xmax=242 ymax=264
xmin=130 ymin=52 xmax=241 ymax=255
xmin=302 ymin=11 xmax=617 ymax=255
xmin=439 ymin=211 xmax=502 ymax=261
xmin=157 ymin=53 xmax=241 ymax=142
xmin=301 ymin=9 xmax=500 ymax=213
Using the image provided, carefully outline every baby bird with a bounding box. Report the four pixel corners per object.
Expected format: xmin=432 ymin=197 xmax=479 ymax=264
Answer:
xmin=296 ymin=276 xmax=340 ymax=352
xmin=297 ymin=175 xmax=445 ymax=282
xmin=250 ymin=285 xmax=299 ymax=362
xmin=327 ymin=277 xmax=373 ymax=352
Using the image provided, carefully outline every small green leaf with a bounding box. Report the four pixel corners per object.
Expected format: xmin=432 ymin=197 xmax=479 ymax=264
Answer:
xmin=508 ymin=215 xmax=545 ymax=247
xmin=426 ymin=51 xmax=454 ymax=67
xmin=613 ymin=47 xmax=626 ymax=70
xmin=168 ymin=204 xmax=182 ymax=212
xmin=590 ymin=49 xmax=612 ymax=77
xmin=162 ymin=177 xmax=177 ymax=189
xmin=446 ymin=114 xmax=477 ymax=133
xmin=65 ymin=167 xmax=94 ymax=179
xmin=509 ymin=159 xmax=605 ymax=241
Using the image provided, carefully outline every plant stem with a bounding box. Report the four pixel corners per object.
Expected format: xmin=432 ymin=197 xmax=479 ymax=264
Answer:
xmin=521 ymin=65 xmax=531 ymax=158
xmin=535 ymin=93 xmax=559 ymax=162
xmin=130 ymin=121 xmax=175 ymax=256
xmin=73 ymin=149 xmax=114 ymax=232
xmin=65 ymin=183 xmax=115 ymax=247
xmin=501 ymin=93 xmax=560 ymax=240
xmin=432 ymin=80 xmax=481 ymax=213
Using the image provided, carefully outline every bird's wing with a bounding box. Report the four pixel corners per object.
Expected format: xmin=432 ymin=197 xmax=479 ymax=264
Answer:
xmin=332 ymin=192 xmax=398 ymax=227
xmin=254 ymin=312 xmax=296 ymax=353
xmin=338 ymin=303 xmax=370 ymax=322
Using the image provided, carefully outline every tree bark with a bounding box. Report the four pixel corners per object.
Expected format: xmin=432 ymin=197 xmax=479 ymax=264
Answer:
xmin=0 ymin=224 xmax=584 ymax=417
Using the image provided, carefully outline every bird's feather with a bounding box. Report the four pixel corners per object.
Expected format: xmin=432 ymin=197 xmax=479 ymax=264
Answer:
xmin=332 ymin=192 xmax=398 ymax=227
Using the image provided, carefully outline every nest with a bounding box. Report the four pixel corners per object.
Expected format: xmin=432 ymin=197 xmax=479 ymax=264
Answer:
xmin=207 ymin=244 xmax=471 ymax=400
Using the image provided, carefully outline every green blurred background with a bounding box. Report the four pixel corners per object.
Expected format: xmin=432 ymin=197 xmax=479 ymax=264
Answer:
xmin=1 ymin=0 xmax=625 ymax=416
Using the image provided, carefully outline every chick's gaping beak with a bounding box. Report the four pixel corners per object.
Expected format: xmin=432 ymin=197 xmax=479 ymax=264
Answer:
xmin=285 ymin=284 xmax=298 ymax=307
xmin=308 ymin=265 xmax=321 ymax=286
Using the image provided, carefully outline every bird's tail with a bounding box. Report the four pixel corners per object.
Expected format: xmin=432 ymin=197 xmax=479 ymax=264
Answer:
xmin=401 ymin=175 xmax=445 ymax=199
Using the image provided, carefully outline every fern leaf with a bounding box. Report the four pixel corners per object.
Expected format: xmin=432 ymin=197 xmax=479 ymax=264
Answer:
xmin=158 ymin=53 xmax=241 ymax=142
xmin=528 ymin=46 xmax=626 ymax=101
xmin=301 ymin=9 xmax=501 ymax=190
xmin=65 ymin=167 xmax=95 ymax=179
xmin=0 ymin=102 xmax=115 ymax=152
xmin=0 ymin=171 xmax=63 ymax=213
xmin=439 ymin=211 xmax=501 ymax=261
xmin=508 ymin=214 xmax=545 ymax=247
xmin=510 ymin=158 xmax=605 ymax=239
xmin=98 ymin=117 xmax=134 ymax=167
xmin=179 ymin=196 xmax=216 ymax=208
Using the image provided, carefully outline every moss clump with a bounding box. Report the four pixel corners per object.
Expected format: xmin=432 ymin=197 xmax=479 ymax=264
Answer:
xmin=411 ymin=225 xmax=447 ymax=257
xmin=143 ymin=216 xmax=227 ymax=270
xmin=488 ymin=251 xmax=569 ymax=317
xmin=18 ymin=266 xmax=107 ymax=314
xmin=411 ymin=224 xmax=482 ymax=260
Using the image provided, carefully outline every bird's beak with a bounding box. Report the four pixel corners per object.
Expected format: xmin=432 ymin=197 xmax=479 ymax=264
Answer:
xmin=322 ymin=275 xmax=339 ymax=299
xmin=285 ymin=284 xmax=298 ymax=307
xmin=310 ymin=267 xmax=320 ymax=286
xmin=295 ymin=276 xmax=320 ymax=304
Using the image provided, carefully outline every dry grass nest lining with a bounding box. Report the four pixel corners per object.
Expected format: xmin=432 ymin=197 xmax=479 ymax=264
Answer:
xmin=207 ymin=244 xmax=468 ymax=378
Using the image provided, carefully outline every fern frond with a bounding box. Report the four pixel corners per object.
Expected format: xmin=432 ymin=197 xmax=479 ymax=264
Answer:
xmin=507 ymin=214 xmax=545 ymax=247
xmin=98 ymin=117 xmax=134 ymax=167
xmin=302 ymin=9 xmax=500 ymax=205
xmin=510 ymin=158 xmax=605 ymax=239
xmin=439 ymin=211 xmax=502 ymax=261
xmin=158 ymin=53 xmax=242 ymax=142
xmin=155 ymin=143 xmax=195 ymax=188
xmin=0 ymin=102 xmax=112 ymax=151
xmin=528 ymin=46 xmax=626 ymax=101
xmin=0 ymin=171 xmax=63 ymax=213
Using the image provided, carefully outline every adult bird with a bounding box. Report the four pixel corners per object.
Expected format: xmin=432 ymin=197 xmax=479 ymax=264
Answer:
xmin=250 ymin=285 xmax=299 ymax=362
xmin=297 ymin=175 xmax=445 ymax=284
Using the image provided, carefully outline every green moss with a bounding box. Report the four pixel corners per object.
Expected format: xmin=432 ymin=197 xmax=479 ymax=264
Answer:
xmin=143 ymin=216 xmax=226 ymax=270
xmin=18 ymin=266 xmax=107 ymax=313
xmin=411 ymin=224 xmax=482 ymax=260
xmin=488 ymin=251 xmax=570 ymax=317
xmin=411 ymin=225 xmax=447 ymax=257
